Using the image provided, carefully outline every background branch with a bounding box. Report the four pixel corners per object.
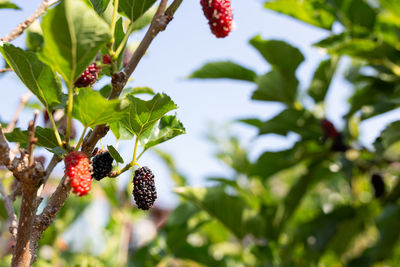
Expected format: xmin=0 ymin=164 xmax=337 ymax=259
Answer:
xmin=5 ymin=92 xmax=32 ymax=133
xmin=0 ymin=68 xmax=12 ymax=73
xmin=0 ymin=0 xmax=60 ymax=43
xmin=0 ymin=178 xmax=18 ymax=241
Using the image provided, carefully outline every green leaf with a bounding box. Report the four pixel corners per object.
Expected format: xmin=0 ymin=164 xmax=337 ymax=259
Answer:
xmin=252 ymin=70 xmax=298 ymax=104
xmin=327 ymin=0 xmax=377 ymax=30
xmin=121 ymin=93 xmax=177 ymax=137
xmin=0 ymin=43 xmax=62 ymax=109
xmin=308 ymin=57 xmax=339 ymax=103
xmin=240 ymin=108 xmax=322 ymax=140
xmin=118 ymin=0 xmax=156 ymax=22
xmin=121 ymin=86 xmax=155 ymax=96
xmin=189 ymin=61 xmax=257 ymax=82
xmin=314 ymin=34 xmax=397 ymax=62
xmin=249 ymin=36 xmax=304 ymax=73
xmin=264 ymin=0 xmax=335 ymax=30
xmin=72 ymin=88 xmax=128 ymax=128
xmin=376 ymin=121 xmax=400 ymax=149
xmin=251 ymin=141 xmax=325 ymax=179
xmin=0 ymin=0 xmax=20 ymax=9
xmin=90 ymin=0 xmax=110 ymax=15
xmin=109 ymin=121 xmax=135 ymax=140
xmin=25 ymin=21 xmax=44 ymax=52
xmin=132 ymin=6 xmax=156 ymax=31
xmin=139 ymin=115 xmax=185 ymax=150
xmin=107 ymin=145 xmax=124 ymax=163
xmin=5 ymin=127 xmax=63 ymax=149
xmin=40 ymin=0 xmax=111 ymax=85
xmin=174 ymin=186 xmax=265 ymax=239
xmin=291 ymin=206 xmax=357 ymax=260
xmin=380 ymin=0 xmax=400 ymax=20
xmin=4 ymin=128 xmax=28 ymax=147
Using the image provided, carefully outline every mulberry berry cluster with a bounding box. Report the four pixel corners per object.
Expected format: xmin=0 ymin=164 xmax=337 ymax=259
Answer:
xmin=64 ymin=151 xmax=92 ymax=196
xmin=132 ymin=166 xmax=157 ymax=210
xmin=74 ymin=63 xmax=101 ymax=88
xmin=92 ymin=151 xmax=114 ymax=181
xmin=200 ymin=0 xmax=233 ymax=38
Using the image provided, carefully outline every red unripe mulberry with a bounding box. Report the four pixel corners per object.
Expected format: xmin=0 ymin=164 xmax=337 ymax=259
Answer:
xmin=74 ymin=63 xmax=101 ymax=88
xmin=65 ymin=151 xmax=92 ymax=196
xmin=200 ymin=0 xmax=233 ymax=38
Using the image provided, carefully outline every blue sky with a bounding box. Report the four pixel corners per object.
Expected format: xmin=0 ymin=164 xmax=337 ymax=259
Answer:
xmin=1 ymin=0 xmax=399 ymax=208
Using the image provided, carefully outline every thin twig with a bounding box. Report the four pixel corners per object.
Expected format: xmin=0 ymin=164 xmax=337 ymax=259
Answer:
xmin=5 ymin=92 xmax=32 ymax=133
xmin=0 ymin=179 xmax=18 ymax=241
xmin=27 ymin=111 xmax=39 ymax=168
xmin=0 ymin=68 xmax=12 ymax=73
xmin=0 ymin=0 xmax=60 ymax=43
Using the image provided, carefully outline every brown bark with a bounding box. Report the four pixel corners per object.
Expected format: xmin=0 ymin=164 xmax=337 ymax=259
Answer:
xmin=11 ymin=185 xmax=39 ymax=267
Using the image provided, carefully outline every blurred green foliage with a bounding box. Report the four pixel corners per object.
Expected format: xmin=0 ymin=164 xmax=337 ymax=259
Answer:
xmin=2 ymin=0 xmax=400 ymax=266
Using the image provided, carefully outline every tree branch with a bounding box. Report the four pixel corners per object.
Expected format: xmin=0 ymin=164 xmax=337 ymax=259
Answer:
xmin=82 ymin=0 xmax=183 ymax=155
xmin=0 ymin=0 xmax=60 ymax=43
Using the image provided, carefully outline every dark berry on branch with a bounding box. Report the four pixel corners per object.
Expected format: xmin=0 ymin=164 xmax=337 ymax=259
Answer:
xmin=92 ymin=150 xmax=114 ymax=181
xmin=200 ymin=0 xmax=233 ymax=38
xmin=74 ymin=63 xmax=101 ymax=88
xmin=132 ymin=166 xmax=157 ymax=210
xmin=371 ymin=174 xmax=385 ymax=198
xmin=65 ymin=151 xmax=92 ymax=196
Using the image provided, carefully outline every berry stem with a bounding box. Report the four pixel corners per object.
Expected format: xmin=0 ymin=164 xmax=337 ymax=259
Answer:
xmin=75 ymin=126 xmax=88 ymax=151
xmin=47 ymin=109 xmax=63 ymax=147
xmin=65 ymin=86 xmax=74 ymax=142
xmin=113 ymin=136 xmax=140 ymax=176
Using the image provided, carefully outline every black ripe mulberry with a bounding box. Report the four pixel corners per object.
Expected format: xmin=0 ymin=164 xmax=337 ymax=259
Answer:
xmin=371 ymin=174 xmax=385 ymax=198
xmin=74 ymin=63 xmax=101 ymax=88
xmin=92 ymin=151 xmax=114 ymax=181
xmin=132 ymin=166 xmax=157 ymax=210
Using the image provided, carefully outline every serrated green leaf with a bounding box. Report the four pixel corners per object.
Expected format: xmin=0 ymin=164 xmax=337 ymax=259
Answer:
xmin=40 ymin=0 xmax=111 ymax=85
xmin=121 ymin=86 xmax=155 ymax=96
xmin=0 ymin=43 xmax=62 ymax=110
xmin=121 ymin=93 xmax=177 ymax=137
xmin=189 ymin=61 xmax=257 ymax=82
xmin=5 ymin=126 xmax=63 ymax=149
xmin=308 ymin=57 xmax=339 ymax=103
xmin=139 ymin=115 xmax=185 ymax=150
xmin=264 ymin=0 xmax=335 ymax=30
xmin=0 ymin=0 xmax=19 ymax=9
xmin=252 ymin=70 xmax=298 ymax=104
xmin=72 ymin=88 xmax=128 ymax=128
xmin=107 ymin=145 xmax=124 ymax=163
xmin=118 ymin=0 xmax=156 ymax=22
xmin=250 ymin=36 xmax=304 ymax=73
